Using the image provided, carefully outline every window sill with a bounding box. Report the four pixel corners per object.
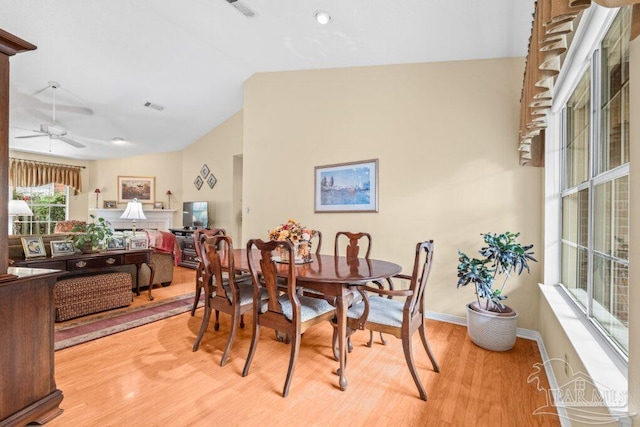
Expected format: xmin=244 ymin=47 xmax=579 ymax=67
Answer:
xmin=539 ymin=284 xmax=630 ymax=423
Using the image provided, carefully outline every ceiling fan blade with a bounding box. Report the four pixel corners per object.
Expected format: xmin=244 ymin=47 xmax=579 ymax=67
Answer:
xmin=55 ymin=135 xmax=86 ymax=148
xmin=15 ymin=133 xmax=46 ymax=139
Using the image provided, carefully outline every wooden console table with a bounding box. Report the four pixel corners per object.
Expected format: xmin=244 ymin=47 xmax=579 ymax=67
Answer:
xmin=12 ymin=249 xmax=156 ymax=301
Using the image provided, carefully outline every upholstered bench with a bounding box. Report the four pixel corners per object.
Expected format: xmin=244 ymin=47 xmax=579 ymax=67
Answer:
xmin=54 ymin=272 xmax=132 ymax=321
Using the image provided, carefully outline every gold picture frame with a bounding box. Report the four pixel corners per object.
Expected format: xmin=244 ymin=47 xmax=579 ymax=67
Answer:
xmin=118 ymin=176 xmax=155 ymax=204
xmin=21 ymin=236 xmax=46 ymax=258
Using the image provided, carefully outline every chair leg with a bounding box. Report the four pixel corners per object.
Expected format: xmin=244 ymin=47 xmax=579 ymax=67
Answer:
xmin=192 ymin=304 xmax=211 ymax=352
xmin=419 ymin=323 xmax=440 ymax=373
xmin=282 ymin=331 xmax=301 ymax=398
xmin=402 ymin=334 xmax=428 ymax=401
xmin=367 ymin=330 xmax=373 ymax=347
xmin=214 ymin=310 xmax=220 ymax=331
xmin=240 ymin=314 xmax=245 ymax=328
xmin=220 ymin=308 xmax=240 ymax=367
xmin=242 ymin=323 xmax=261 ymax=377
xmin=191 ymin=282 xmax=202 ymax=316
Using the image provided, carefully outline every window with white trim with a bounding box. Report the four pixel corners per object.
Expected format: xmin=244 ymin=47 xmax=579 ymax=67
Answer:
xmin=12 ymin=183 xmax=69 ymax=234
xmin=561 ymin=7 xmax=630 ymax=356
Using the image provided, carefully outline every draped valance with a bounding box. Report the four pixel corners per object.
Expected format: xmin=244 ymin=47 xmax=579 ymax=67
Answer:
xmin=9 ymin=158 xmax=83 ymax=194
xmin=519 ymin=0 xmax=640 ymax=166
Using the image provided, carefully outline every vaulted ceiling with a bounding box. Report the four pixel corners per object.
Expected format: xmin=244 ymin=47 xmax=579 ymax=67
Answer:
xmin=1 ymin=0 xmax=535 ymax=160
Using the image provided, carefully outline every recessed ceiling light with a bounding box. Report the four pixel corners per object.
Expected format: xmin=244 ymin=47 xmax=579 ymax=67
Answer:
xmin=314 ymin=11 xmax=331 ymax=25
xmin=111 ymin=137 xmax=127 ymax=145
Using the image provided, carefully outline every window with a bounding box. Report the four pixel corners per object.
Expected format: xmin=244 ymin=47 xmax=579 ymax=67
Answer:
xmin=560 ymin=7 xmax=630 ymax=356
xmin=13 ymin=183 xmax=69 ymax=234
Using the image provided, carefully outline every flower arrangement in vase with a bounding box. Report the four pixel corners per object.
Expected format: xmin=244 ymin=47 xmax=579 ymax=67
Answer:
xmin=268 ymin=218 xmax=317 ymax=261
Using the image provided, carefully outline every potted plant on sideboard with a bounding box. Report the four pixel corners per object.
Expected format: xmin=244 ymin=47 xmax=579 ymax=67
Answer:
xmin=72 ymin=215 xmax=113 ymax=253
xmin=456 ymin=231 xmax=537 ymax=351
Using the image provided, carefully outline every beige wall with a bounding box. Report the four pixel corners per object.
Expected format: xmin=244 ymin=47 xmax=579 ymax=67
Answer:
xmin=181 ymin=111 xmax=243 ymax=238
xmin=242 ymin=59 xmax=544 ymax=329
xmin=92 ymin=151 xmax=183 ymax=224
xmin=8 ymin=150 xmax=93 ymax=221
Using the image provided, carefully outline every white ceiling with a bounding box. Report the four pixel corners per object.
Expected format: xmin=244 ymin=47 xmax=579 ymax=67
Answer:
xmin=1 ymin=0 xmax=535 ymax=161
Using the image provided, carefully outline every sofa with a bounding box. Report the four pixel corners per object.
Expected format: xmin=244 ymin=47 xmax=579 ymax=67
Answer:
xmin=7 ymin=233 xmax=176 ymax=288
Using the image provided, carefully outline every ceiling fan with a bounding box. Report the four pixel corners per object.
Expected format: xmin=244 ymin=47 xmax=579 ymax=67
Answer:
xmin=14 ymin=81 xmax=86 ymax=148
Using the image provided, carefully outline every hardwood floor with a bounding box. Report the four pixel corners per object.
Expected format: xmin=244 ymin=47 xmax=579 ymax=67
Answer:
xmin=49 ymin=267 xmax=560 ymax=426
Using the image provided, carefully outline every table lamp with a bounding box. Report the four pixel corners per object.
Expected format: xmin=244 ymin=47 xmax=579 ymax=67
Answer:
xmin=120 ymin=198 xmax=146 ymax=236
xmin=8 ymin=200 xmax=34 ymax=235
xmin=166 ymin=190 xmax=172 ymax=209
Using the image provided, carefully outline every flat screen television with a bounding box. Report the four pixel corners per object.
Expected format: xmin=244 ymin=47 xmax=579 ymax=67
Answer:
xmin=182 ymin=201 xmax=209 ymax=229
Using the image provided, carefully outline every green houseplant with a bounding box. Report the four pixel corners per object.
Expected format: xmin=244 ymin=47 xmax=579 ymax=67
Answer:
xmin=71 ymin=215 xmax=113 ymax=253
xmin=456 ymin=232 xmax=537 ymax=351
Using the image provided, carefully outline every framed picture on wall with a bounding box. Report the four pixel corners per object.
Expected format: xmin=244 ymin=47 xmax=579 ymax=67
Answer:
xmin=118 ymin=176 xmax=155 ymax=204
xmin=314 ymin=159 xmax=379 ymax=213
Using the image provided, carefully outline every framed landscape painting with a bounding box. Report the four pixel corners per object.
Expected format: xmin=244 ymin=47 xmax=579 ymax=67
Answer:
xmin=314 ymin=159 xmax=378 ymax=213
xmin=118 ymin=176 xmax=155 ymax=204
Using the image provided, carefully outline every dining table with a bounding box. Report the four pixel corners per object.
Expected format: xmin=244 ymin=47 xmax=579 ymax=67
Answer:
xmin=221 ymin=248 xmax=402 ymax=391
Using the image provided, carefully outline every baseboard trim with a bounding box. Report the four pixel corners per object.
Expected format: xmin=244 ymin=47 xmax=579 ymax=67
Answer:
xmin=424 ymin=310 xmax=571 ymax=426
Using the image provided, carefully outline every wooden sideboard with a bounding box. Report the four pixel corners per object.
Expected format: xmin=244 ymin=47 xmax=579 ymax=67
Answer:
xmin=0 ymin=268 xmax=64 ymax=426
xmin=12 ymin=249 xmax=156 ymax=300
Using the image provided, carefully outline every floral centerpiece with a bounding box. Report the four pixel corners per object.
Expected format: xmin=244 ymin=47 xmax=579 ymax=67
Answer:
xmin=268 ymin=218 xmax=317 ymax=261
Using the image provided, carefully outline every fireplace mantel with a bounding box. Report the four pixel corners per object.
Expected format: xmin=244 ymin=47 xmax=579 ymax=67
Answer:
xmin=89 ymin=208 xmax=177 ymax=231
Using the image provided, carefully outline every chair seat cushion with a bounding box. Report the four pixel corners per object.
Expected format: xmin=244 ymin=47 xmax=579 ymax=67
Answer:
xmin=347 ymin=296 xmax=404 ymax=328
xmin=274 ymin=295 xmax=334 ymax=322
xmin=222 ymin=278 xmax=254 ymax=305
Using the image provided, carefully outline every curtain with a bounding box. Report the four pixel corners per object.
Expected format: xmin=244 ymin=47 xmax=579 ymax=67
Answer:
xmin=519 ymin=0 xmax=640 ymax=166
xmin=9 ymin=158 xmax=83 ymax=194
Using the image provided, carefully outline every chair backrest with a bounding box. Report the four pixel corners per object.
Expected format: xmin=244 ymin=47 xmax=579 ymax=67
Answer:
xmin=193 ymin=228 xmax=226 ymax=274
xmin=201 ymin=234 xmax=236 ymax=302
xmin=405 ymin=240 xmax=435 ymax=319
xmin=334 ymin=231 xmax=372 ymax=260
xmin=247 ymin=239 xmax=300 ymax=321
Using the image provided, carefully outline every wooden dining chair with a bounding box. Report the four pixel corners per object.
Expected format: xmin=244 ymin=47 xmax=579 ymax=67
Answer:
xmin=191 ymin=228 xmax=226 ymax=316
xmin=242 ymin=238 xmax=336 ymax=397
xmin=340 ymin=240 xmax=440 ymax=400
xmin=192 ymin=234 xmax=254 ymax=366
xmin=334 ymin=231 xmax=392 ymax=348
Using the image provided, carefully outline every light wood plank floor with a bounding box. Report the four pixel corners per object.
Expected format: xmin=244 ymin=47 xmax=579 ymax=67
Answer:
xmin=50 ymin=267 xmax=560 ymax=426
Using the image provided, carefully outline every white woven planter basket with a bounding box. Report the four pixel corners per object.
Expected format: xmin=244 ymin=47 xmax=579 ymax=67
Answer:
xmin=466 ymin=302 xmax=518 ymax=351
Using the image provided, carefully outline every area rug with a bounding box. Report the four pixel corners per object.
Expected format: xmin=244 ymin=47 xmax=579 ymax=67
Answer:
xmin=54 ymin=292 xmax=200 ymax=351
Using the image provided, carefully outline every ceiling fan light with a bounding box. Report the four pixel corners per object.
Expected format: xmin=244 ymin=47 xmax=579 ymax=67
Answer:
xmin=111 ymin=137 xmax=127 ymax=145
xmin=314 ymin=11 xmax=331 ymax=25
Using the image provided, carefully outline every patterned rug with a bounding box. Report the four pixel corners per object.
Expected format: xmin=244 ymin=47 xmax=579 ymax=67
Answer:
xmin=54 ymin=293 xmax=199 ymax=351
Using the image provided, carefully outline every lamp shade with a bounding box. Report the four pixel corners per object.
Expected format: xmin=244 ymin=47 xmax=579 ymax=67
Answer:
xmin=8 ymin=200 xmax=33 ymax=216
xmin=120 ymin=199 xmax=146 ymax=220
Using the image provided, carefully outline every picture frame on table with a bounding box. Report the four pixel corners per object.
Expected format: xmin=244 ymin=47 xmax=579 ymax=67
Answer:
xmin=50 ymin=240 xmax=76 ymax=257
xmin=129 ymin=236 xmax=149 ymax=250
xmin=117 ymin=176 xmax=155 ymax=204
xmin=21 ymin=236 xmax=46 ymax=258
xmin=314 ymin=159 xmax=379 ymax=213
xmin=106 ymin=236 xmax=126 ymax=251
xmin=154 ymin=202 xmax=163 ymax=209
xmin=103 ymin=200 xmax=117 ymax=209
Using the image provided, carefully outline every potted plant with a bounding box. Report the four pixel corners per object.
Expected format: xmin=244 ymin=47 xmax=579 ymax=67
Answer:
xmin=71 ymin=215 xmax=113 ymax=253
xmin=456 ymin=231 xmax=537 ymax=351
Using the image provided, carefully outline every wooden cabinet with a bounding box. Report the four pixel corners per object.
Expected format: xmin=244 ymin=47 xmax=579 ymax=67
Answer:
xmin=0 ymin=268 xmax=64 ymax=426
xmin=169 ymin=228 xmax=198 ymax=269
